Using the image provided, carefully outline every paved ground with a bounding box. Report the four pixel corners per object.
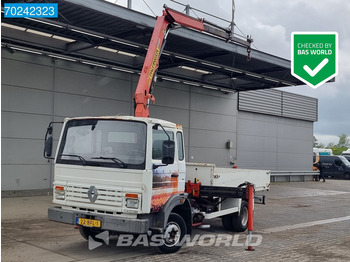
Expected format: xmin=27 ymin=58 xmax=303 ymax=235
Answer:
xmin=2 ymin=179 xmax=350 ymax=261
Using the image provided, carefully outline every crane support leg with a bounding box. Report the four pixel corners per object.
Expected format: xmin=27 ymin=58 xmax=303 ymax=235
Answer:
xmin=246 ymin=183 xmax=255 ymax=251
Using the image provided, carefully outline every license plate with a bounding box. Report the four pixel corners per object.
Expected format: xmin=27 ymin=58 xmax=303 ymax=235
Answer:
xmin=76 ymin=218 xmax=101 ymax=228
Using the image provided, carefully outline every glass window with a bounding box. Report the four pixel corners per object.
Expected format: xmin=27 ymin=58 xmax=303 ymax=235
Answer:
xmin=57 ymin=119 xmax=146 ymax=169
xmin=334 ymin=159 xmax=342 ymax=166
xmin=152 ymin=129 xmax=174 ymax=160
xmin=339 ymin=156 xmax=350 ymax=166
xmin=177 ymin=132 xmax=184 ymax=161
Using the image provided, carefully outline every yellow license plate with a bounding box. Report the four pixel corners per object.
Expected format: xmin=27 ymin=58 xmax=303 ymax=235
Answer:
xmin=76 ymin=218 xmax=101 ymax=228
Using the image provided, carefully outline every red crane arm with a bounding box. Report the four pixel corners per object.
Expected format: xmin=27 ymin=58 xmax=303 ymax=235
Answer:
xmin=134 ymin=6 xmax=249 ymax=117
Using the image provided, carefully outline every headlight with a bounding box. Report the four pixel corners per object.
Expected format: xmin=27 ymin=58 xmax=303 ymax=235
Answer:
xmin=55 ymin=186 xmax=65 ymax=200
xmin=126 ymin=198 xmax=139 ymax=209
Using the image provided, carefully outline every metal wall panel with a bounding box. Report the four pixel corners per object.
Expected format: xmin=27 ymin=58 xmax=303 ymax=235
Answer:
xmin=282 ymin=92 xmax=318 ymax=121
xmin=2 ymin=56 xmax=53 ymax=91
xmin=1 ymin=112 xmax=52 ymax=140
xmin=2 ymin=85 xmax=52 ymax=114
xmin=55 ymin=67 xmax=132 ymax=102
xmin=238 ymin=89 xmax=282 ymax=116
xmin=237 ymin=111 xmax=313 ymax=171
xmin=1 ymin=165 xmax=51 ymax=190
xmin=239 ymin=89 xmax=318 ymax=122
xmin=54 ymin=93 xmax=131 ymax=117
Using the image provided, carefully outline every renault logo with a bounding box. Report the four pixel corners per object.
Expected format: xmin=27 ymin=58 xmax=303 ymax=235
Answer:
xmin=87 ymin=186 xmax=98 ymax=203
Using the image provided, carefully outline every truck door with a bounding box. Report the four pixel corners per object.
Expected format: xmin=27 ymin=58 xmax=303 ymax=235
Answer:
xmin=176 ymin=131 xmax=186 ymax=193
xmin=151 ymin=128 xmax=179 ymax=212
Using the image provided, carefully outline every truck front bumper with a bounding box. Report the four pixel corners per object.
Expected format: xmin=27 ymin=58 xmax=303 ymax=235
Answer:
xmin=48 ymin=206 xmax=149 ymax=234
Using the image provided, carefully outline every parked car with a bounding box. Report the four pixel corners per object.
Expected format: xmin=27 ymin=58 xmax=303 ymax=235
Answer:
xmin=313 ymin=155 xmax=350 ymax=179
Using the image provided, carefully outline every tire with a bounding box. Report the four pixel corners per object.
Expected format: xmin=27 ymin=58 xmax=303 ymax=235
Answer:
xmin=78 ymin=225 xmax=103 ymax=241
xmin=232 ymin=201 xmax=249 ymax=232
xmin=156 ymin=213 xmax=187 ymax=254
xmin=221 ymin=214 xmax=234 ymax=231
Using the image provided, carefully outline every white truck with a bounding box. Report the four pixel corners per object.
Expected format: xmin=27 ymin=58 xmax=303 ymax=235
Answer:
xmin=46 ymin=116 xmax=270 ymax=253
xmin=45 ymin=6 xmax=270 ymax=253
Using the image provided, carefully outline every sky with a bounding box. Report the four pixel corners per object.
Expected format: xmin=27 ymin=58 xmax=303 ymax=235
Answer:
xmin=107 ymin=0 xmax=349 ymax=146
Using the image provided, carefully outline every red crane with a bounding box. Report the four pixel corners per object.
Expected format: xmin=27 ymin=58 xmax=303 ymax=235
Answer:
xmin=134 ymin=5 xmax=252 ymax=117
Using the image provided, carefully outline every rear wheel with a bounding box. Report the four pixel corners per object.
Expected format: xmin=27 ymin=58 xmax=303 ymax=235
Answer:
xmin=221 ymin=214 xmax=234 ymax=230
xmin=156 ymin=213 xmax=187 ymax=254
xmin=232 ymin=201 xmax=249 ymax=232
xmin=221 ymin=201 xmax=248 ymax=232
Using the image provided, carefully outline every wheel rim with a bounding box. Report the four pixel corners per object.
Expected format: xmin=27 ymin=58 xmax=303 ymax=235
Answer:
xmin=163 ymin=222 xmax=181 ymax=247
xmin=241 ymin=206 xmax=248 ymax=226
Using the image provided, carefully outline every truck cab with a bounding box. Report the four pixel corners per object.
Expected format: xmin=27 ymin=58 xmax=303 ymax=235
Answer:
xmin=47 ymin=116 xmax=191 ymax=253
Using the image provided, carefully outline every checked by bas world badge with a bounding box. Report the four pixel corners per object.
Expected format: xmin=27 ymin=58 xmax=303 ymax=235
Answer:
xmin=291 ymin=32 xmax=338 ymax=89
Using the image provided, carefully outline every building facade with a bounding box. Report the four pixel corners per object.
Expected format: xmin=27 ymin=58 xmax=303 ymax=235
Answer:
xmin=1 ymin=49 xmax=317 ymax=193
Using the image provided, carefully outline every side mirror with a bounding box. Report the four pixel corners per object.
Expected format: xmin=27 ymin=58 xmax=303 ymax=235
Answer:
xmin=44 ymin=135 xmax=53 ymax=158
xmin=43 ymin=121 xmax=63 ymax=159
xmin=162 ymin=140 xmax=175 ymax=165
xmin=44 ymin=124 xmax=54 ymax=159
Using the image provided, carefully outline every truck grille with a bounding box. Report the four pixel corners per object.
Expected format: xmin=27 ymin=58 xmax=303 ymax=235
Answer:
xmin=65 ymin=184 xmax=133 ymax=213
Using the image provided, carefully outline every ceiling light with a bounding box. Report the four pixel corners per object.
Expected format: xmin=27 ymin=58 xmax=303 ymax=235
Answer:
xmin=202 ymin=85 xmax=218 ymax=90
xmin=282 ymin=82 xmax=295 ymax=86
xmin=183 ymin=81 xmax=200 ymax=86
xmin=117 ymin=50 xmax=137 ymax=57
xmin=82 ymin=61 xmax=107 ymax=68
xmin=264 ymin=77 xmax=280 ymax=83
xmin=97 ymin=46 xmax=117 ymax=53
xmin=162 ymin=77 xmax=180 ymax=83
xmin=51 ymin=35 xmax=75 ymax=42
xmin=179 ymin=66 xmax=210 ymax=74
xmin=180 ymin=66 xmax=196 ymax=71
xmin=26 ymin=29 xmax=52 ymax=37
xmin=224 ymin=67 xmax=243 ymax=74
xmin=196 ymin=69 xmax=211 ymax=74
xmin=11 ymin=47 xmax=42 ymax=55
xmin=245 ymin=72 xmax=262 ymax=78
xmin=48 ymin=54 xmax=76 ymax=62
xmin=174 ymin=55 xmax=197 ymax=63
xmin=1 ymin=23 xmax=26 ymax=31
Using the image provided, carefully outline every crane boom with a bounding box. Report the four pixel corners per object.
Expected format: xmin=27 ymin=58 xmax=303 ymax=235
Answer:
xmin=134 ymin=5 xmax=251 ymax=117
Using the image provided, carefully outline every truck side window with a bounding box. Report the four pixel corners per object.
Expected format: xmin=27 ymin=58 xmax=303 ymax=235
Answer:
xmin=152 ymin=129 xmax=174 ymax=160
xmin=334 ymin=159 xmax=342 ymax=166
xmin=177 ymin=132 xmax=184 ymax=161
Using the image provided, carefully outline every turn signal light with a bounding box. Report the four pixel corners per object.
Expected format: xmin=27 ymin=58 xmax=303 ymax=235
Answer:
xmin=125 ymin=193 xmax=138 ymax=198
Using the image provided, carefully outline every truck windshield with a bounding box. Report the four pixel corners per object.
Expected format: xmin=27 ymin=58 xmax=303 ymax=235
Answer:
xmin=56 ymin=119 xmax=146 ymax=169
xmin=339 ymin=156 xmax=350 ymax=166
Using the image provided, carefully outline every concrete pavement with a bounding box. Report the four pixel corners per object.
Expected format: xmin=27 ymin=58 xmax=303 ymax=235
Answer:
xmin=2 ymin=180 xmax=350 ymax=261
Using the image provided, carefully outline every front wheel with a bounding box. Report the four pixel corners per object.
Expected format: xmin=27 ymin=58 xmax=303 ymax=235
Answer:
xmin=156 ymin=213 xmax=187 ymax=254
xmin=78 ymin=225 xmax=103 ymax=241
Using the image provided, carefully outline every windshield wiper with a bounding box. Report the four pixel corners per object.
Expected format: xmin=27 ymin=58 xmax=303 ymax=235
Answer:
xmin=91 ymin=157 xmax=127 ymax=168
xmin=61 ymin=154 xmax=87 ymax=166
